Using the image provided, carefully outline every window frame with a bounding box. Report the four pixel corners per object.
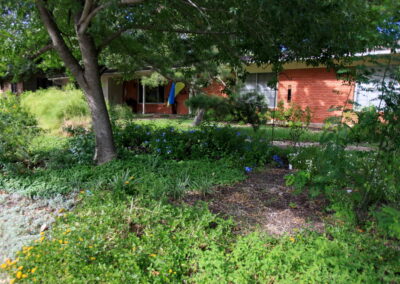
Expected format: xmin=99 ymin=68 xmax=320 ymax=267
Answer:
xmin=138 ymin=84 xmax=165 ymax=104
xmin=241 ymin=73 xmax=278 ymax=108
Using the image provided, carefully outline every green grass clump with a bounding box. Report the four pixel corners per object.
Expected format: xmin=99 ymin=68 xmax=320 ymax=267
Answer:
xmin=21 ymin=88 xmax=89 ymax=131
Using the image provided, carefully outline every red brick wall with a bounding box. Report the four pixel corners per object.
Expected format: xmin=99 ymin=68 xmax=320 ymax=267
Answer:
xmin=202 ymin=81 xmax=226 ymax=97
xmin=278 ymin=68 xmax=355 ymax=123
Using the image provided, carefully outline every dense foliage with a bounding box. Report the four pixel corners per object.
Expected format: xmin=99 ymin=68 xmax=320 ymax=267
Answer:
xmin=2 ymin=188 xmax=399 ymax=283
xmin=286 ymin=65 xmax=400 ymax=238
xmin=114 ymin=122 xmax=272 ymax=167
xmin=0 ymin=94 xmax=39 ymax=172
xmin=186 ymin=92 xmax=270 ymax=131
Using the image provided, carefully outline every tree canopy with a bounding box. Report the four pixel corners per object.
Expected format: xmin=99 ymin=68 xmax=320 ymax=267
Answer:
xmin=0 ymin=0 xmax=395 ymax=163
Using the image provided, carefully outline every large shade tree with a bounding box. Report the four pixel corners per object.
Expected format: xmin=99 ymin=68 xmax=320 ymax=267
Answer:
xmin=0 ymin=0 xmax=387 ymax=164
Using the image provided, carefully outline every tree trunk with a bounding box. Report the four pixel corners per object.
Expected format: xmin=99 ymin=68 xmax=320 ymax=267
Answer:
xmin=77 ymin=26 xmax=117 ymax=164
xmin=192 ymin=109 xmax=205 ymax=126
xmin=36 ymin=1 xmax=117 ymax=165
xmin=82 ymin=77 xmax=117 ymax=164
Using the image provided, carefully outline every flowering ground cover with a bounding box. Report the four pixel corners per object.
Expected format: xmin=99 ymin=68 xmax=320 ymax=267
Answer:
xmin=1 ymin=92 xmax=399 ymax=283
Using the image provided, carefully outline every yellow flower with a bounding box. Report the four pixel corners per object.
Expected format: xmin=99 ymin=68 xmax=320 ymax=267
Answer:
xmin=169 ymin=269 xmax=173 ymax=273
xmin=64 ymin=241 xmax=69 ymax=244
xmin=40 ymin=232 xmax=45 ymax=236
xmin=9 ymin=279 xmax=16 ymax=284
xmin=17 ymin=266 xmax=23 ymax=270
xmin=16 ymin=271 xmax=22 ymax=279
xmin=39 ymin=236 xmax=45 ymax=242
xmin=31 ymin=267 xmax=37 ymax=273
xmin=0 ymin=263 xmax=6 ymax=269
xmin=79 ymin=237 xmax=84 ymax=242
xmin=124 ymin=181 xmax=130 ymax=185
xmin=149 ymin=254 xmax=157 ymax=257
xmin=58 ymin=208 xmax=65 ymax=213
xmin=88 ymin=245 xmax=93 ymax=249
xmin=90 ymin=257 xmax=96 ymax=260
xmin=289 ymin=237 xmax=295 ymax=243
xmin=59 ymin=240 xmax=63 ymax=244
xmin=22 ymin=274 xmax=28 ymax=279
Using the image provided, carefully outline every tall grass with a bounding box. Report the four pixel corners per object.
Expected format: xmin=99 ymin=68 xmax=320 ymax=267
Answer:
xmin=21 ymin=88 xmax=90 ymax=132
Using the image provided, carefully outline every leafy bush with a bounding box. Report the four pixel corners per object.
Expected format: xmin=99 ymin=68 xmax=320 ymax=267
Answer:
xmin=0 ymin=93 xmax=40 ymax=172
xmin=375 ymin=206 xmax=400 ymax=239
xmin=114 ymin=123 xmax=272 ymax=166
xmin=286 ymin=114 xmax=400 ymax=235
xmin=272 ymin=101 xmax=312 ymax=145
xmin=186 ymin=92 xmax=269 ymax=131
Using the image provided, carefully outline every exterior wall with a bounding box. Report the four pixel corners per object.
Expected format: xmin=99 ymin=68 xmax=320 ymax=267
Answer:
xmin=101 ymin=76 xmax=109 ymax=100
xmin=278 ymin=68 xmax=355 ymax=123
xmin=0 ymin=82 xmax=11 ymax=93
xmin=108 ymin=78 xmax=123 ymax=104
xmin=0 ymin=82 xmax=24 ymax=94
xmin=124 ymin=80 xmax=189 ymax=115
xmin=201 ymin=80 xmax=226 ymax=97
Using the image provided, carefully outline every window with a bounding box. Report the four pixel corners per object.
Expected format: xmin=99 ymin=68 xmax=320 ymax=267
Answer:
xmin=287 ymin=85 xmax=292 ymax=102
xmin=240 ymin=73 xmax=277 ymax=108
xmin=354 ymin=67 xmax=399 ymax=110
xmin=138 ymin=85 xmax=165 ymax=103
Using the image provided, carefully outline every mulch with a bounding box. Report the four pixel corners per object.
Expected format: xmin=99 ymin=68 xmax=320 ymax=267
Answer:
xmin=182 ymin=167 xmax=327 ymax=235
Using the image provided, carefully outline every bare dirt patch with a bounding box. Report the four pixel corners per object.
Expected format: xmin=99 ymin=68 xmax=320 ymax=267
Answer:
xmin=184 ymin=168 xmax=327 ymax=235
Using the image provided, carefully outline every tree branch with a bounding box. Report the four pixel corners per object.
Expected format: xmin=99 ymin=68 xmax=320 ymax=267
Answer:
xmin=28 ymin=43 xmax=54 ymax=60
xmin=98 ymin=24 xmax=233 ymax=51
xmin=35 ymin=0 xmax=86 ymax=86
xmin=97 ymin=27 xmax=129 ymax=51
xmin=79 ymin=0 xmax=94 ymax=26
xmin=78 ymin=0 xmax=145 ymax=34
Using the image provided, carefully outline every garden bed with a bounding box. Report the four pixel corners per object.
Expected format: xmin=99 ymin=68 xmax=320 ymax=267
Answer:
xmin=183 ymin=168 xmax=327 ymax=235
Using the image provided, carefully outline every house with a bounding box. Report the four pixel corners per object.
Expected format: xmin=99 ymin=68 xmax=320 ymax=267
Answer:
xmin=244 ymin=50 xmax=400 ymax=124
xmin=50 ymin=70 xmax=226 ymax=116
xmin=48 ymin=49 xmax=399 ymax=124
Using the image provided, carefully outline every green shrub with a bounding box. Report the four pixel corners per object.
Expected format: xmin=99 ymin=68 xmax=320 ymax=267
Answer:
xmin=286 ymin=119 xmax=400 ymax=230
xmin=114 ymin=123 xmax=272 ymax=166
xmin=272 ymin=100 xmax=312 ymax=145
xmin=186 ymin=92 xmax=269 ymax=131
xmin=0 ymin=93 xmax=40 ymax=172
